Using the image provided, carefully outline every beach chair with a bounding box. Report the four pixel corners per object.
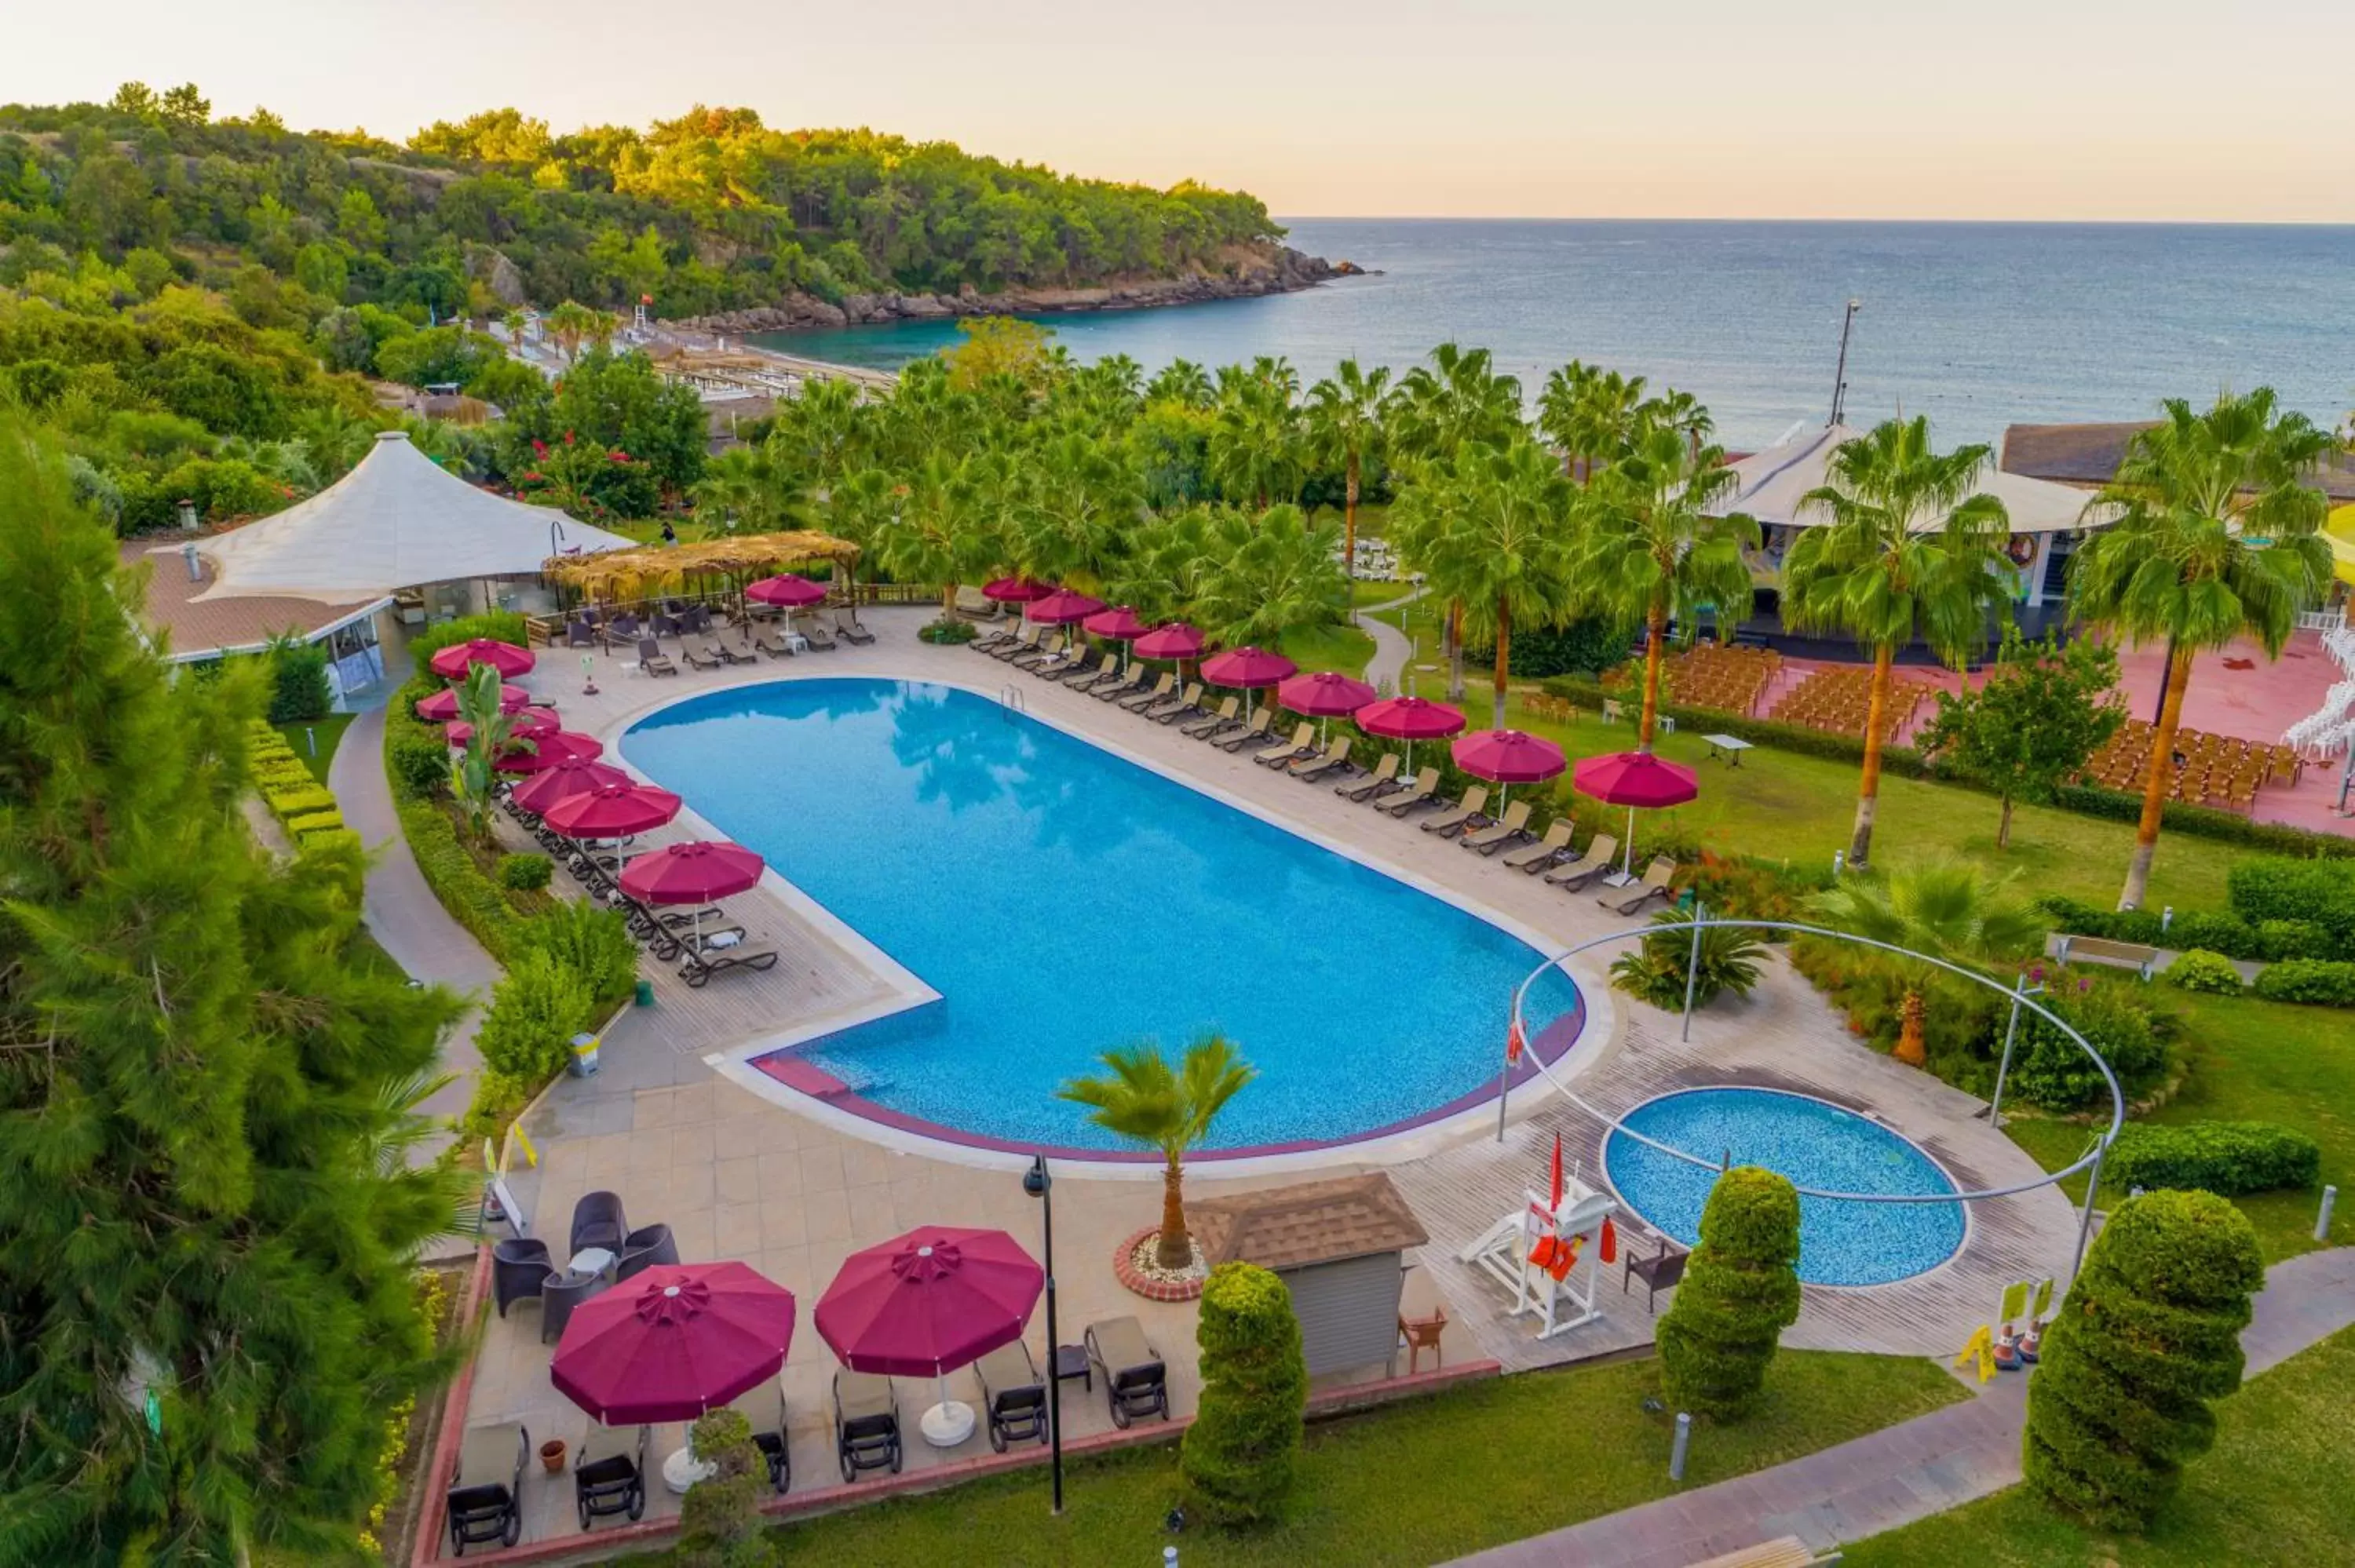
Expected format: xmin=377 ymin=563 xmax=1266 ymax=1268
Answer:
xmin=681 ymin=641 xmax=725 ymax=672
xmin=1461 ymin=800 xmax=1534 ymax=855
xmin=1118 ymin=672 xmax=1175 ymax=712
xmin=752 ymin=628 xmax=796 ymax=658
xmin=1289 ymin=736 xmax=1353 ymax=781
xmin=1420 ymin=786 xmax=1490 ymax=837
xmin=1600 ymin=857 xmax=1678 ymax=915
xmin=570 ymin=1191 xmax=629 ymax=1256
xmin=573 ymin=1424 xmax=648 ymax=1529
xmin=1064 ymin=652 xmax=1122 ymax=690
xmin=1147 ymin=682 xmax=1205 ymax=723
xmin=1254 ymin=723 xmax=1317 ymax=768
xmin=1010 ymin=633 xmax=1066 ymax=670
xmin=729 ymin=1383 xmax=790 ymax=1494
xmin=793 ymin=612 xmax=838 ymax=651
xmin=969 ymin=619 xmax=1023 ymax=652
xmin=1030 ymin=639 xmax=1087 ymax=678
xmin=651 ymin=611 xmax=684 ymax=640
xmin=834 ymin=1370 xmax=903 ymax=1481
xmin=539 ymin=1269 xmax=608 ymax=1344
xmin=1181 ymin=695 xmax=1240 ymax=738
xmin=1083 ymin=1316 xmax=1169 ymax=1428
xmin=1214 ymin=709 xmax=1276 ymax=751
xmin=446 ymin=1421 xmax=528 ymax=1554
xmin=634 ymin=637 xmax=677 ymax=677
xmin=1501 ymin=819 xmax=1573 ymax=871
xmin=1378 ymin=767 xmax=1441 ymax=815
xmin=615 ymin=1223 xmax=679 ymax=1282
xmin=834 ymin=606 xmax=876 ymax=645
xmin=1338 ymin=753 xmax=1400 ymax=800
xmin=1093 ymin=664 xmax=1149 ymax=702
xmin=988 ymin=625 xmax=1041 ymax=662
xmin=700 ymin=639 xmax=744 ymax=666
xmin=1544 ymin=833 xmax=1619 ymax=888
xmin=491 ymin=1238 xmax=553 ymax=1320
xmin=565 ymin=619 xmax=597 ymax=650
xmin=678 ymin=928 xmax=780 ymax=988
xmin=1623 ymin=1235 xmax=1688 ymax=1317
xmin=973 ymin=1341 xmax=1048 ymax=1453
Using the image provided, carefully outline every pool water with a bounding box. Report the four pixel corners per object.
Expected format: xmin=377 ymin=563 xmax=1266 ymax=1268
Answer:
xmin=622 ymin=678 xmax=1583 ymax=1154
xmin=1602 ymin=1088 xmax=1965 ymax=1286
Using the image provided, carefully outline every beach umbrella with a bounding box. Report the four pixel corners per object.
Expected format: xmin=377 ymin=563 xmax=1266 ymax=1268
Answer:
xmin=1572 ymin=749 xmax=1700 ymax=875
xmin=1132 ymin=622 xmax=1206 ymax=690
xmin=416 ymin=683 xmax=531 ymax=722
xmin=1024 ymin=589 xmax=1105 ymax=625
xmin=444 ymin=706 xmax=560 ymax=746
xmin=981 ymin=577 xmax=1053 ymax=603
xmin=746 ymin=574 xmax=827 ymax=607
xmin=1451 ymin=728 xmax=1568 ymax=813
xmin=1081 ymin=605 xmax=1151 ymax=641
xmin=550 ymin=1262 xmax=796 ymax=1427
xmin=1355 ymin=695 xmax=1467 ymax=777
xmin=491 ymin=729 xmax=603 ymax=775
xmin=540 ymin=782 xmax=682 ymax=841
xmin=428 ymin=637 xmax=536 ymax=680
xmin=619 ymin=840 xmax=765 ymax=906
xmin=1201 ymin=646 xmax=1298 ymax=725
xmin=816 ymin=1226 xmax=1042 ymax=1446
xmin=510 ymin=758 xmax=632 ymax=815
xmin=1276 ymin=670 xmax=1376 ymax=745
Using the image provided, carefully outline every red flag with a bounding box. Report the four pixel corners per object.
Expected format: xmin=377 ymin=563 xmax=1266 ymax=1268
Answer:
xmin=1506 ymin=1017 xmax=1526 ymax=1064
xmin=1548 ymin=1133 xmax=1565 ymax=1211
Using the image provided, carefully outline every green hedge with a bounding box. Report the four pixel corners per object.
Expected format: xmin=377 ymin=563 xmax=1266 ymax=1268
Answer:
xmin=2251 ymin=959 xmax=2355 ymax=1008
xmin=2039 ymin=894 xmax=2350 ymax=966
xmin=2106 ymin=1121 xmax=2321 ymax=1197
xmin=2163 ymin=950 xmax=2245 ymax=994
xmin=395 ymin=797 xmax=525 ymax=962
xmin=2052 ymin=785 xmax=2355 ymax=861
xmin=286 ymin=809 xmax=344 ymax=836
xmin=2229 ymin=856 xmax=2355 ymax=939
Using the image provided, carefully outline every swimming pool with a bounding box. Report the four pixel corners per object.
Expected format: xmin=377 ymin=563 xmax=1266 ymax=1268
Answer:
xmin=621 ymin=678 xmax=1586 ymax=1156
xmin=1601 ymin=1088 xmax=1966 ymax=1286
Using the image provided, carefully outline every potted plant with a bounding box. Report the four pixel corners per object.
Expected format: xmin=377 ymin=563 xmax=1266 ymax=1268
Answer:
xmin=539 ymin=1437 xmax=568 ymax=1474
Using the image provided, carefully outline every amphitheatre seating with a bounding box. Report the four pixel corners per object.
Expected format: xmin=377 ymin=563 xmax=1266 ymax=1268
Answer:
xmin=2079 ymin=721 xmax=2291 ymax=813
xmin=1767 ymin=666 xmax=1926 ymax=742
xmin=1661 ymin=644 xmax=1781 ymax=717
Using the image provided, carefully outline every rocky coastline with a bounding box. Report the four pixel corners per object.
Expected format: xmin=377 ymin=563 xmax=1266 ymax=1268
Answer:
xmin=678 ymin=244 xmax=1360 ymax=336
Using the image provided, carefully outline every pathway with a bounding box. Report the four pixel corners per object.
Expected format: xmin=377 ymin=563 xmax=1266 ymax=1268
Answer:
xmin=1358 ymin=582 xmax=1424 ymax=693
xmin=1450 ymin=1245 xmax=2355 ymax=1567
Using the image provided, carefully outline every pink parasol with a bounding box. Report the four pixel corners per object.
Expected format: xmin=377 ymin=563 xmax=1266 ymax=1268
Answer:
xmin=1452 ymin=728 xmax=1568 ymax=814
xmin=540 ymin=782 xmax=683 ymax=840
xmin=1024 ymin=589 xmax=1106 ymax=625
xmin=746 ymin=574 xmax=827 ymax=607
xmin=1202 ymin=646 xmax=1298 ymax=726
xmin=982 ymin=577 xmax=1054 ymax=603
xmin=1355 ymin=695 xmax=1467 ymax=775
xmin=444 ymin=706 xmax=560 ymax=746
xmin=416 ymin=684 xmax=531 ymax=722
xmin=510 ymin=759 xmax=630 ymax=815
xmin=428 ymin=638 xmax=535 ymax=680
xmin=1276 ymin=670 xmax=1376 ymax=746
xmin=619 ymin=840 xmax=765 ymax=906
xmin=816 ymin=1226 xmax=1042 ymax=1440
xmin=550 ymin=1262 xmax=796 ymax=1426
xmin=1573 ymin=750 xmax=1700 ymax=875
xmin=491 ymin=730 xmax=603 ymax=775
xmin=1081 ymin=605 xmax=1151 ymax=640
xmin=1130 ymin=622 xmax=1204 ymax=662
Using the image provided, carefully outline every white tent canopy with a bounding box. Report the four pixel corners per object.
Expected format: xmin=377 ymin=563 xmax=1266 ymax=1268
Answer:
xmin=175 ymin=430 xmax=635 ymax=601
xmin=1714 ymin=423 xmax=2105 ymax=535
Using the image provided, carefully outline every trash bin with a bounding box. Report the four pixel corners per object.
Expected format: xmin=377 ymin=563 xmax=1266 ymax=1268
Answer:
xmin=633 ymin=978 xmax=655 ymax=1008
xmin=569 ymin=1032 xmax=601 ymax=1077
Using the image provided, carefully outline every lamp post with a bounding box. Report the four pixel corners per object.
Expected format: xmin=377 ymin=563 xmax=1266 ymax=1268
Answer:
xmin=1024 ymin=1154 xmax=1064 ymax=1515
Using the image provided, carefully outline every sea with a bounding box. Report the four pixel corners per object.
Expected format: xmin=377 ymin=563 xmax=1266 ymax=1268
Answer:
xmin=749 ymin=218 xmax=2355 ymax=451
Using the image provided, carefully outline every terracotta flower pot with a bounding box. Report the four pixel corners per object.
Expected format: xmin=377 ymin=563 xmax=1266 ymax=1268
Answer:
xmin=539 ymin=1438 xmax=568 ymax=1474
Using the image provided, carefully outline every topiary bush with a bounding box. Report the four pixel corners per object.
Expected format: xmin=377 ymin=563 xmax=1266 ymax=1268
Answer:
xmin=2163 ymin=950 xmax=2244 ymax=994
xmin=2009 ymin=980 xmax=2174 ymax=1112
xmin=1181 ymin=1261 xmax=1308 ymax=1525
xmin=2105 ymin=1121 xmax=2321 ymax=1197
xmin=1655 ymin=1166 xmax=1802 ymax=1421
xmin=675 ymin=1408 xmax=777 ymax=1568
xmin=2023 ymin=1189 xmax=2264 ymax=1528
xmin=2251 ymin=958 xmax=2355 ymax=1008
xmin=497 ymin=852 xmax=553 ymax=892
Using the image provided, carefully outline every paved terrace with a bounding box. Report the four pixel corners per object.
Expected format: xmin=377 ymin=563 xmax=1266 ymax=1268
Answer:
xmin=436 ymin=607 xmax=2081 ymax=1552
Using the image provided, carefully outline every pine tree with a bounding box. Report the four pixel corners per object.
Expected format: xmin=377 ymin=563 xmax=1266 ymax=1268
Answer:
xmin=1655 ymin=1167 xmax=1803 ymax=1420
xmin=0 ymin=419 xmax=465 ymax=1563
xmin=1181 ymin=1262 xmax=1308 ymax=1523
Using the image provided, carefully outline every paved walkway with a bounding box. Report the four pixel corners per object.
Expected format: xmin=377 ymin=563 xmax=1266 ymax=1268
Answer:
xmin=1452 ymin=1246 xmax=2355 ymax=1567
xmin=1358 ymin=583 xmax=1423 ymax=693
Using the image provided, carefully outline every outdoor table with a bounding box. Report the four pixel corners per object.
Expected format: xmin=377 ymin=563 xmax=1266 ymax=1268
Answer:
xmin=1053 ymin=1344 xmax=1091 ymax=1391
xmin=1702 ymin=733 xmax=1754 ymax=768
xmin=568 ymin=1245 xmax=616 ymax=1280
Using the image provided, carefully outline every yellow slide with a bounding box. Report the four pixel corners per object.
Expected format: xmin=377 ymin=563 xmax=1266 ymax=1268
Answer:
xmin=2331 ymin=505 xmax=2355 ymax=589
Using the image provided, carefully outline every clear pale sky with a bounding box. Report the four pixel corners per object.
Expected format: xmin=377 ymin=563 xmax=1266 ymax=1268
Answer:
xmin=8 ymin=0 xmax=2352 ymax=221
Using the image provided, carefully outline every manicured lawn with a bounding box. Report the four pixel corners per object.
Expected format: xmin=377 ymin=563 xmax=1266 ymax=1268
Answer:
xmin=720 ymin=1353 xmax=1962 ymax=1567
xmin=1278 ymin=619 xmax=1378 ymax=678
xmin=274 ymin=711 xmax=355 ymax=784
xmin=1349 ymin=577 xmax=1416 ymax=608
xmin=2002 ymin=989 xmax=2352 ymax=1263
xmin=1844 ymin=1324 xmax=2355 ymax=1567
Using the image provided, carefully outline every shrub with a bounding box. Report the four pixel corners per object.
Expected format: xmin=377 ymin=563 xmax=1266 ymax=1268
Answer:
xmin=389 ymin=735 xmax=451 ymax=799
xmin=298 ymin=826 xmax=363 ymax=858
xmin=2165 ymin=910 xmax=2256 ymax=960
xmin=497 ymin=852 xmax=553 ymax=892
xmin=519 ymin=900 xmax=639 ymax=1010
xmin=1181 ymin=1262 xmax=1307 ymax=1525
xmin=2164 ymin=950 xmax=2244 ymax=994
xmin=2227 ymin=856 xmax=2355 ymax=947
xmin=2254 ymin=919 xmax=2334 ymax=963
xmin=918 ymin=618 xmax=978 ymax=644
xmin=1656 ymin=1167 xmax=1802 ymax=1421
xmin=286 ymin=809 xmax=344 ymax=836
xmin=2024 ymin=1190 xmax=2264 ymax=1528
xmin=393 ymin=798 xmax=524 ymax=961
xmin=265 ymin=784 xmax=337 ymax=820
xmin=265 ymin=637 xmax=332 ymax=723
xmin=2251 ymin=958 xmax=2355 ymax=1008
xmin=1677 ymin=851 xmax=1826 ymax=927
xmin=2106 ymin=1121 xmax=2322 ymax=1197
xmin=473 ymin=950 xmax=593 ymax=1083
xmin=675 ymin=1409 xmax=777 ymax=1568
xmin=1610 ymin=912 xmax=1768 ymax=1010
xmin=461 ymin=1068 xmax=535 ymax=1140
xmin=2010 ymin=981 xmax=2174 ymax=1112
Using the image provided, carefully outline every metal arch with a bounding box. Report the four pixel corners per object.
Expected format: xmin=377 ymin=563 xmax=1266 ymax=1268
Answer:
xmin=1510 ymin=916 xmax=2124 ymax=1207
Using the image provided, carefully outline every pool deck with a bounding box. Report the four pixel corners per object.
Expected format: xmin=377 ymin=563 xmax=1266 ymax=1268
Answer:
xmin=444 ymin=609 xmax=2084 ymax=1551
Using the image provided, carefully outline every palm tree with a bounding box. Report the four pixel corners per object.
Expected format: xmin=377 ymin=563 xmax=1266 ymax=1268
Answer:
xmin=1058 ymin=1035 xmax=1255 ymax=1271
xmin=1106 ymin=505 xmax=1221 ymax=625
xmin=1021 ymin=430 xmax=1140 ymax=582
xmin=502 ymin=308 xmax=530 ymax=357
xmin=1808 ymin=859 xmax=2043 ymax=1068
xmin=822 ymin=466 xmax=903 ymax=600
xmin=1196 ymin=504 xmax=1348 ymax=651
xmin=1208 ymin=374 xmax=1303 ymax=512
xmin=2069 ymin=390 xmax=2334 ymax=910
xmin=1577 ymin=422 xmax=1760 ymax=746
xmin=1404 ymin=439 xmax=1579 ymax=727
xmin=1145 ymin=358 xmax=1214 ymax=409
xmin=450 ymin=662 xmax=525 ymax=840
xmin=770 ymin=375 xmax=867 ymax=487
xmin=1538 ymin=359 xmax=1648 ymax=483
xmin=877 ymin=454 xmax=1002 ymax=612
xmin=1305 ymin=359 xmax=1392 ymax=603
xmin=692 ymin=444 xmax=811 ymax=536
xmin=1390 ymin=344 xmax=1527 ymax=699
xmin=544 ymin=300 xmax=597 ymax=363
xmin=1783 ymin=418 xmax=2013 ymax=868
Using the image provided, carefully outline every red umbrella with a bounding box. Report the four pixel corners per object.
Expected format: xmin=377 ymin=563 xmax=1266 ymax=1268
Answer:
xmin=445 ymin=706 xmax=560 ymax=746
xmin=619 ymin=841 xmax=765 ymax=906
xmin=747 ymin=574 xmax=827 ymax=607
xmin=817 ymin=1227 xmax=1042 ymax=1442
xmin=1132 ymin=622 xmax=1206 ymax=690
xmin=429 ymin=638 xmax=535 ymax=680
xmin=1202 ymin=646 xmax=1298 ymax=726
xmin=511 ymin=759 xmax=632 ymax=815
xmin=541 ymin=782 xmax=682 ymax=840
xmin=492 ymin=730 xmax=603 ymax=775
xmin=551 ymin=1263 xmax=796 ymax=1426
xmin=1025 ymin=589 xmax=1106 ymax=625
xmin=416 ymin=684 xmax=531 ymax=722
xmin=982 ymin=577 xmax=1053 ymax=603
xmin=1573 ymin=749 xmax=1700 ymax=876
xmin=1356 ymin=695 xmax=1467 ymax=775
xmin=1081 ymin=605 xmax=1151 ymax=640
xmin=1452 ymin=728 xmax=1568 ymax=814
xmin=1276 ymin=670 xmax=1376 ymax=745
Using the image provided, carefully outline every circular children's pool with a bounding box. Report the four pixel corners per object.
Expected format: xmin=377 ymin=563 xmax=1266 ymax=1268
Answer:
xmin=1601 ymin=1088 xmax=1966 ymax=1286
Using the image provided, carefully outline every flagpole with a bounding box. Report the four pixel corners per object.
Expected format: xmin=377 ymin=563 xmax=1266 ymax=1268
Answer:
xmin=1496 ymin=1014 xmax=1524 ymax=1143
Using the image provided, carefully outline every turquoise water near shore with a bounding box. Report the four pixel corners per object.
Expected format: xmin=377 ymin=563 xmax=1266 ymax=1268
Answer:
xmin=750 ymin=218 xmax=2355 ymax=450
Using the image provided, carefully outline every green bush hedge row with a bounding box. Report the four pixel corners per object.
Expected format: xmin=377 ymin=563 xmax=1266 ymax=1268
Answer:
xmin=2228 ymin=856 xmax=2355 ymax=937
xmin=2251 ymin=959 xmax=2355 ymax=1008
xmin=2105 ymin=1121 xmax=2322 ymax=1197
xmin=395 ymin=798 xmax=525 ymax=963
xmin=2039 ymin=892 xmax=2350 ymax=965
xmin=286 ymin=809 xmax=344 ymax=836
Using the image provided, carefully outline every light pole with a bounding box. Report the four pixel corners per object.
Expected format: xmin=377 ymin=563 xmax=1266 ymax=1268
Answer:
xmin=1024 ymin=1154 xmax=1064 ymax=1515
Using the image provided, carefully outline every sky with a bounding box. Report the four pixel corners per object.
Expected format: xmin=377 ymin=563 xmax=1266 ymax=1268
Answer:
xmin=7 ymin=0 xmax=2353 ymax=222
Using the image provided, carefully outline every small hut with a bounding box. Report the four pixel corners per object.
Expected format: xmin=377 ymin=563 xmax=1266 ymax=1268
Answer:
xmin=1187 ymin=1174 xmax=1431 ymax=1377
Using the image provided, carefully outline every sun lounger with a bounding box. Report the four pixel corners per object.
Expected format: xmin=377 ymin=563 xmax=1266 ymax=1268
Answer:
xmin=1119 ymin=673 xmax=1176 ymax=712
xmin=1378 ymin=767 xmax=1442 ymax=815
xmin=700 ymin=640 xmax=743 ymax=666
xmin=447 ymin=1420 xmax=528 ymax=1553
xmin=1148 ymin=682 xmax=1205 ymax=723
xmin=973 ymin=1341 xmax=1048 ymax=1453
xmin=573 ymin=1424 xmax=648 ymax=1529
xmin=1501 ymin=819 xmax=1574 ymax=870
xmin=1214 ymin=709 xmax=1276 ymax=751
xmin=605 ymin=613 xmax=642 ymax=651
xmin=1255 ymin=723 xmax=1316 ymax=767
xmin=1545 ymin=833 xmax=1619 ymax=888
xmin=969 ymin=620 xmax=1022 ymax=652
xmin=793 ymin=612 xmax=838 ymax=651
xmin=1094 ymin=664 xmax=1150 ymax=702
xmin=1420 ymin=786 xmax=1490 ymax=837
xmin=834 ymin=1370 xmax=903 ymax=1482
xmin=1599 ymin=856 xmax=1679 ymax=916
xmin=635 ymin=637 xmax=677 ymax=677
xmin=990 ymin=625 xmax=1044 ymax=662
xmin=1063 ymin=652 xmax=1122 ymax=689
xmin=951 ymin=585 xmax=1001 ymax=622
xmin=729 ymin=1383 xmax=790 ymax=1494
xmin=1029 ymin=640 xmax=1087 ymax=678
xmin=752 ymin=629 xmax=796 ymax=658
xmin=1010 ymin=634 xmax=1066 ymax=670
xmin=834 ymin=606 xmax=876 ymax=645
xmin=681 ymin=642 xmax=725 ymax=671
xmin=1181 ymin=695 xmax=1240 ymax=738
xmin=1289 ymin=736 xmax=1353 ymax=780
xmin=1338 ymin=753 xmax=1400 ymax=800
xmin=1461 ymin=799 xmax=1534 ymax=854
xmin=678 ymin=928 xmax=780 ymax=988
xmin=1084 ymin=1316 xmax=1169 ymax=1428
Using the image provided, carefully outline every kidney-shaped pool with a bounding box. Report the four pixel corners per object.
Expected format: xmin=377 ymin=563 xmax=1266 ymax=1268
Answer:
xmin=622 ymin=678 xmax=1585 ymax=1157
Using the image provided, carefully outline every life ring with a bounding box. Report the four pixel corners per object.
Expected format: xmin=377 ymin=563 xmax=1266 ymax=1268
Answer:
xmin=2005 ymin=534 xmax=2039 ymax=568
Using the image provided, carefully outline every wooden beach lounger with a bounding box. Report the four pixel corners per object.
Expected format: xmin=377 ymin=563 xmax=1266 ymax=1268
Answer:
xmin=792 ymin=612 xmax=838 ymax=651
xmin=1181 ymin=695 xmax=1240 ymax=738
xmin=1119 ymin=673 xmax=1176 ymax=712
xmin=1544 ymin=833 xmax=1618 ymax=888
xmin=1420 ymin=786 xmax=1490 ymax=837
xmin=1094 ymin=665 xmax=1149 ymax=702
xmin=1288 ymin=736 xmax=1353 ymax=781
xmin=833 ymin=607 xmax=876 ymax=644
xmin=1378 ymin=767 xmax=1441 ymax=815
xmin=634 ymin=637 xmax=677 ymax=677
xmin=1599 ymin=856 xmax=1678 ymax=916
xmin=1500 ymin=819 xmax=1573 ymax=870
xmin=1254 ymin=723 xmax=1316 ymax=767
xmin=1460 ymin=799 xmax=1534 ymax=854
xmin=1337 ymin=753 xmax=1399 ymax=800
xmin=1146 ymin=682 xmax=1204 ymax=723
xmin=989 ymin=625 xmax=1043 ymax=661
xmin=1214 ymin=709 xmax=1275 ymax=751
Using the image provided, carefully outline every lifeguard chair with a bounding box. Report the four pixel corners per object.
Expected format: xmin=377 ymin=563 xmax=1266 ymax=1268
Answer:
xmin=1458 ymin=1183 xmax=1619 ymax=1339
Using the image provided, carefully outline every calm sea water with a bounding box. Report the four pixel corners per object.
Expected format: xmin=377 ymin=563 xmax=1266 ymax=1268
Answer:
xmin=752 ymin=219 xmax=2355 ymax=450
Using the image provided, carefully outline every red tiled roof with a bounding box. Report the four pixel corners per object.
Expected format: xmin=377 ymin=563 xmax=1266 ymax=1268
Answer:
xmin=1188 ymin=1172 xmax=1429 ymax=1271
xmin=119 ymin=540 xmax=380 ymax=659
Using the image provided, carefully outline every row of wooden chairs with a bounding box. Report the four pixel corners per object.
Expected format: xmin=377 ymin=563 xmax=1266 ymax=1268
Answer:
xmin=1768 ymin=667 xmax=1926 ymax=742
xmin=2079 ymin=721 xmax=2301 ymax=812
xmin=1662 ymin=645 xmax=1780 ymax=717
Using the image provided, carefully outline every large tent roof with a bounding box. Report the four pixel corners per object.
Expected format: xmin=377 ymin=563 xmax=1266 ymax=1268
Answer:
xmin=1714 ymin=423 xmax=2105 ymax=535
xmin=172 ymin=430 xmax=635 ymax=601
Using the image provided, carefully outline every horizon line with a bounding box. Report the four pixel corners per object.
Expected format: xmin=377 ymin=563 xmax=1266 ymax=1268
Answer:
xmin=1271 ymin=213 xmax=2355 ymax=228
